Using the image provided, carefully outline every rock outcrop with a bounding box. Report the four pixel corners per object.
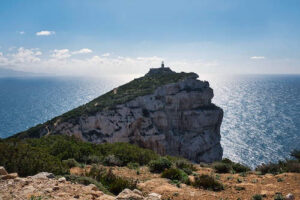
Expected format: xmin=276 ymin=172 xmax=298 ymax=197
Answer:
xmin=16 ymin=67 xmax=223 ymax=163
xmin=0 ymin=167 xmax=162 ymax=200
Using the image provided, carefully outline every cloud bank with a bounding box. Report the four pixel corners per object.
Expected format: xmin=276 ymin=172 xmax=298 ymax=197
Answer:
xmin=72 ymin=48 xmax=93 ymax=54
xmin=36 ymin=30 xmax=56 ymax=36
xmin=0 ymin=47 xmax=219 ymax=77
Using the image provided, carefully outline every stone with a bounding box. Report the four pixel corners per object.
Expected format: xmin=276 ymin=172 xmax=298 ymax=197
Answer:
xmin=44 ymin=188 xmax=53 ymax=193
xmin=0 ymin=166 xmax=8 ymax=175
xmin=58 ymin=177 xmax=66 ymax=182
xmin=85 ymin=184 xmax=99 ymax=191
xmin=286 ymin=193 xmax=295 ymax=200
xmin=116 ymin=188 xmax=144 ymax=200
xmin=1 ymin=173 xmax=18 ymax=180
xmin=145 ymin=193 xmax=162 ymax=200
xmin=133 ymin=189 xmax=143 ymax=196
xmin=23 ymin=185 xmax=36 ymax=195
xmin=53 ymin=186 xmax=60 ymax=191
xmin=99 ymin=194 xmax=116 ymax=200
xmin=31 ymin=172 xmax=55 ymax=179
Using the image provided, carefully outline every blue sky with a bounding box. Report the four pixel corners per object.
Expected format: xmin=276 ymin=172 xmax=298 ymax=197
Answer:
xmin=0 ymin=0 xmax=300 ymax=76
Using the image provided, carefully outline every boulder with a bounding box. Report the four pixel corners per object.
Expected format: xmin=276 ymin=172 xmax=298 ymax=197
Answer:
xmin=145 ymin=193 xmax=161 ymax=200
xmin=286 ymin=193 xmax=295 ymax=200
xmin=31 ymin=172 xmax=55 ymax=179
xmin=1 ymin=173 xmax=18 ymax=180
xmin=116 ymin=189 xmax=144 ymax=200
xmin=58 ymin=177 xmax=66 ymax=182
xmin=0 ymin=166 xmax=8 ymax=175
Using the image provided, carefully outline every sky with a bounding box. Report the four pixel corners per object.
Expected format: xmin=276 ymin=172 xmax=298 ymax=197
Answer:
xmin=0 ymin=0 xmax=300 ymax=77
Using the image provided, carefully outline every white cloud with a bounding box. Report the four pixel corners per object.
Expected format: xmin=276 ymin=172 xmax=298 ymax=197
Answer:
xmin=0 ymin=52 xmax=8 ymax=66
xmin=250 ymin=56 xmax=265 ymax=60
xmin=12 ymin=47 xmax=42 ymax=63
xmin=101 ymin=53 xmax=110 ymax=57
xmin=36 ymin=30 xmax=55 ymax=36
xmin=19 ymin=31 xmax=25 ymax=35
xmin=51 ymin=49 xmax=71 ymax=59
xmin=72 ymin=48 xmax=93 ymax=55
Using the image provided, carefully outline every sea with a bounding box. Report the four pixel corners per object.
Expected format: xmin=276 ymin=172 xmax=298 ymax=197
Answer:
xmin=0 ymin=74 xmax=299 ymax=168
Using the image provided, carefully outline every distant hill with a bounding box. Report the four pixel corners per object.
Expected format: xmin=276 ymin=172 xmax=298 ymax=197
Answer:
xmin=0 ymin=67 xmax=43 ymax=77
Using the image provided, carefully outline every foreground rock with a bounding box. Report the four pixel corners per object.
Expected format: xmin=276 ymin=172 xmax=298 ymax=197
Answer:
xmin=0 ymin=167 xmax=161 ymax=200
xmin=16 ymin=67 xmax=223 ymax=163
xmin=0 ymin=167 xmax=8 ymax=176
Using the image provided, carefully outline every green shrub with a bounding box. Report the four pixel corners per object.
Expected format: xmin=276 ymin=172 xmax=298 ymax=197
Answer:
xmin=221 ymin=158 xmax=233 ymax=164
xmin=192 ymin=175 xmax=224 ymax=191
xmin=97 ymin=168 xmax=136 ymax=195
xmin=87 ymin=166 xmax=136 ymax=195
xmin=0 ymin=139 xmax=67 ymax=176
xmin=232 ymin=163 xmax=251 ymax=173
xmin=291 ymin=149 xmax=300 ymax=161
xmin=148 ymin=157 xmax=172 ymax=173
xmin=87 ymin=155 xmax=101 ymax=164
xmin=62 ymin=158 xmax=80 ymax=168
xmin=161 ymin=168 xmax=188 ymax=183
xmin=127 ymin=162 xmax=140 ymax=169
xmin=234 ymin=186 xmax=245 ymax=191
xmin=274 ymin=193 xmax=284 ymax=200
xmin=285 ymin=160 xmax=300 ymax=173
xmin=255 ymin=155 xmax=300 ymax=175
xmin=103 ymin=155 xmax=122 ymax=166
xmin=252 ymin=194 xmax=263 ymax=200
xmin=98 ymin=142 xmax=159 ymax=166
xmin=30 ymin=196 xmax=43 ymax=200
xmin=65 ymin=175 xmax=110 ymax=194
xmin=277 ymin=178 xmax=283 ymax=182
xmin=213 ymin=162 xmax=231 ymax=173
xmin=256 ymin=163 xmax=282 ymax=175
xmin=0 ymin=135 xmax=160 ymax=177
xmin=175 ymin=160 xmax=196 ymax=175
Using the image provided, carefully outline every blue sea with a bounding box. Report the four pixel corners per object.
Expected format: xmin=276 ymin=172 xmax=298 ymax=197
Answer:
xmin=0 ymin=74 xmax=299 ymax=168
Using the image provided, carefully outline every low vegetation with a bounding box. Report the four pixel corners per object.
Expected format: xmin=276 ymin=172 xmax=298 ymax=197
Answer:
xmin=255 ymin=150 xmax=300 ymax=174
xmin=213 ymin=158 xmax=251 ymax=174
xmin=0 ymin=135 xmax=159 ymax=177
xmin=161 ymin=168 xmax=189 ymax=184
xmin=1 ymin=134 xmax=299 ymax=197
xmin=87 ymin=166 xmax=136 ymax=195
xmin=192 ymin=174 xmax=224 ymax=191
xmin=148 ymin=157 xmax=172 ymax=173
xmin=252 ymin=194 xmax=263 ymax=200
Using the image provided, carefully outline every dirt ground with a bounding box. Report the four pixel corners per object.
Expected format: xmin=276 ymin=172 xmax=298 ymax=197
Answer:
xmin=73 ymin=165 xmax=300 ymax=200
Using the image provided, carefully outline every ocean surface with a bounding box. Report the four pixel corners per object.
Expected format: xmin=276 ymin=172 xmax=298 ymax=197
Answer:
xmin=0 ymin=74 xmax=299 ymax=168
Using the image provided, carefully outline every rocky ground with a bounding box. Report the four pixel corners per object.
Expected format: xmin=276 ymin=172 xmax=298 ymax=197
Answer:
xmin=0 ymin=167 xmax=160 ymax=200
xmin=1 ymin=165 xmax=299 ymax=200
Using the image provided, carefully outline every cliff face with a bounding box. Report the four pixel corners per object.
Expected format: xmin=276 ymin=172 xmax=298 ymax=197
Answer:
xmin=17 ymin=68 xmax=223 ymax=163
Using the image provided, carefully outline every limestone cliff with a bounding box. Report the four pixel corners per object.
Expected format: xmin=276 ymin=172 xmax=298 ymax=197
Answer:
xmin=15 ymin=67 xmax=223 ymax=163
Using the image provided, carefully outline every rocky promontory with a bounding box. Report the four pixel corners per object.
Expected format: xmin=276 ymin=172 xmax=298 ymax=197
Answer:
xmin=15 ymin=66 xmax=223 ymax=163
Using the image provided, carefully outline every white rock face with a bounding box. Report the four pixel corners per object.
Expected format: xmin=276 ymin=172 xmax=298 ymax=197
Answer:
xmin=46 ymin=76 xmax=223 ymax=163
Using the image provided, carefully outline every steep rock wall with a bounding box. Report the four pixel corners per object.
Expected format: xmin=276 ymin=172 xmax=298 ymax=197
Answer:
xmin=46 ymin=76 xmax=223 ymax=163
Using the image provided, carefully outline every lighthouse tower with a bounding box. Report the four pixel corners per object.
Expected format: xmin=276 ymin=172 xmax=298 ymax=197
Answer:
xmin=161 ymin=61 xmax=165 ymax=68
